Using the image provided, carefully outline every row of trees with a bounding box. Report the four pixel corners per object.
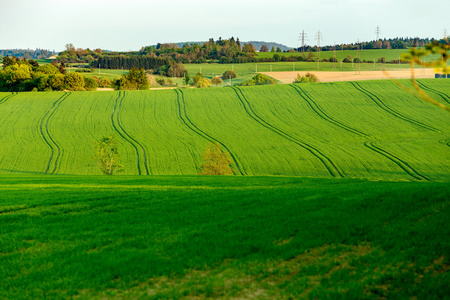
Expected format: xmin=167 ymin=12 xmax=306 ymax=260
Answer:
xmin=89 ymin=56 xmax=171 ymax=70
xmin=0 ymin=56 xmax=106 ymax=92
xmin=0 ymin=48 xmax=57 ymax=60
xmin=295 ymin=37 xmax=446 ymax=52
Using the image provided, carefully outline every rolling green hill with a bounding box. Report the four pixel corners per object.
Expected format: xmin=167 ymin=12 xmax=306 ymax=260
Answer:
xmin=0 ymin=79 xmax=449 ymax=180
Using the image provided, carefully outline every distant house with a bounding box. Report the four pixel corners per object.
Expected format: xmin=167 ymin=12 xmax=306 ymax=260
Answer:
xmin=49 ymin=55 xmax=57 ymax=60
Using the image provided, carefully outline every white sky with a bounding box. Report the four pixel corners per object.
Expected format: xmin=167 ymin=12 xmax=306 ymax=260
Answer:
xmin=1 ymin=0 xmax=448 ymax=51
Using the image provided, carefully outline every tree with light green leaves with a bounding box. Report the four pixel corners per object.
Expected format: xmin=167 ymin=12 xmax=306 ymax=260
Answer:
xmin=93 ymin=136 xmax=124 ymax=175
xmin=198 ymin=142 xmax=233 ymax=175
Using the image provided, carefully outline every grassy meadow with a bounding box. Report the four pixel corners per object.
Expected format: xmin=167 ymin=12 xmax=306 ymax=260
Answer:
xmin=1 ymin=175 xmax=449 ymax=299
xmin=256 ymin=48 xmax=442 ymax=63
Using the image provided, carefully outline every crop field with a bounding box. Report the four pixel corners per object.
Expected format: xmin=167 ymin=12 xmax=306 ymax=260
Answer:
xmin=1 ymin=175 xmax=449 ymax=299
xmin=256 ymin=48 xmax=442 ymax=63
xmin=0 ymin=79 xmax=448 ymax=180
xmin=184 ymin=61 xmax=418 ymax=85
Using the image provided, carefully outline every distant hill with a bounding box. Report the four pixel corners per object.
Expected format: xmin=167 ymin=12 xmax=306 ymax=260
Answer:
xmin=246 ymin=41 xmax=291 ymax=52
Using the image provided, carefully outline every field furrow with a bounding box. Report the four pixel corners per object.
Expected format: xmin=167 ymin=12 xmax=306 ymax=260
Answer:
xmin=349 ymin=81 xmax=440 ymax=132
xmin=38 ymin=92 xmax=71 ymax=174
xmin=116 ymin=91 xmax=150 ymax=175
xmin=175 ymin=89 xmax=244 ymax=175
xmin=116 ymin=90 xmax=204 ymax=175
xmin=233 ymin=86 xmax=343 ymax=178
xmin=290 ymin=84 xmax=370 ymax=138
xmin=416 ymin=80 xmax=450 ymax=105
xmin=290 ymin=84 xmax=431 ymax=181
xmin=0 ymin=93 xmax=16 ymax=105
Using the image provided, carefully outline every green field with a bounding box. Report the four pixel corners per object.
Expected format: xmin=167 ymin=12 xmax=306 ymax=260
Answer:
xmin=183 ymin=61 xmax=421 ymax=86
xmin=1 ymin=175 xmax=449 ymax=299
xmin=256 ymin=48 xmax=442 ymax=63
xmin=0 ymin=79 xmax=449 ymax=179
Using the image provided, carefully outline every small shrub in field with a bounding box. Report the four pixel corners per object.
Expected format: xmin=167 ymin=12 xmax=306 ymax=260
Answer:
xmin=196 ymin=77 xmax=212 ymax=88
xmin=84 ymin=77 xmax=98 ymax=91
xmin=241 ymin=73 xmax=277 ymax=86
xmin=99 ymin=77 xmax=112 ymax=88
xmin=223 ymin=70 xmax=236 ymax=79
xmin=212 ymin=76 xmax=223 ymax=86
xmin=294 ymin=73 xmax=319 ymax=83
xmin=198 ymin=142 xmax=233 ymax=175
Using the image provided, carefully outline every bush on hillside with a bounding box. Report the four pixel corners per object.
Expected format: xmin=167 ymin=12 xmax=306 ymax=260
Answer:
xmin=294 ymin=73 xmax=319 ymax=83
xmin=222 ymin=70 xmax=236 ymax=79
xmin=241 ymin=74 xmax=277 ymax=86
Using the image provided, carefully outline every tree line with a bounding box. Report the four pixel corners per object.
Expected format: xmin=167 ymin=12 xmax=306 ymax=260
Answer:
xmin=0 ymin=48 xmax=57 ymax=60
xmin=295 ymin=37 xmax=446 ymax=52
xmin=89 ymin=56 xmax=171 ymax=70
xmin=0 ymin=55 xmax=153 ymax=92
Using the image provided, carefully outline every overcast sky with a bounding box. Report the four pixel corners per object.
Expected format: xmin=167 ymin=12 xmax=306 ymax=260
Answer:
xmin=1 ymin=0 xmax=449 ymax=51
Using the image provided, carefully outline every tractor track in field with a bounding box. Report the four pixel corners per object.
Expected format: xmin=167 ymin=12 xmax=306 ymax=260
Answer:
xmin=364 ymin=142 xmax=429 ymax=181
xmin=111 ymin=91 xmax=150 ymax=175
xmin=233 ymin=86 xmax=343 ymax=178
xmin=0 ymin=93 xmax=17 ymax=105
xmin=290 ymin=84 xmax=371 ymax=138
xmin=174 ymin=89 xmax=244 ymax=175
xmin=416 ymin=81 xmax=450 ymax=105
xmin=39 ymin=92 xmax=70 ymax=175
xmin=350 ymin=81 xmax=440 ymax=133
xmin=290 ymin=84 xmax=429 ymax=181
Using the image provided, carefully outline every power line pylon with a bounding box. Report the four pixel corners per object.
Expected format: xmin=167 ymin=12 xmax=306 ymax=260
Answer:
xmin=375 ymin=25 xmax=381 ymax=48
xmin=315 ymin=30 xmax=323 ymax=69
xmin=298 ymin=30 xmax=308 ymax=53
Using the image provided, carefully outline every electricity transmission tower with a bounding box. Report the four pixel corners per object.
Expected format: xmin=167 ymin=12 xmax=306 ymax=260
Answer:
xmin=375 ymin=25 xmax=381 ymax=48
xmin=315 ymin=30 xmax=323 ymax=69
xmin=298 ymin=30 xmax=308 ymax=53
xmin=445 ymin=29 xmax=448 ymax=39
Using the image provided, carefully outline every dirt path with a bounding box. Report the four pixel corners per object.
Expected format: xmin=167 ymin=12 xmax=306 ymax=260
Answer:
xmin=262 ymin=69 xmax=435 ymax=84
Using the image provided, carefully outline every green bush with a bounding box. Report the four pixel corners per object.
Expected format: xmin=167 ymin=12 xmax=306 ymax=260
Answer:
xmin=84 ymin=77 xmax=98 ymax=91
xmin=241 ymin=74 xmax=277 ymax=86
xmin=223 ymin=70 xmax=237 ymax=79
xmin=294 ymin=73 xmax=319 ymax=83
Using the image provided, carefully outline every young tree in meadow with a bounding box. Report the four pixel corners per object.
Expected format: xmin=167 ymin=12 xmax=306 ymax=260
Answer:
xmin=198 ymin=142 xmax=233 ymax=175
xmin=84 ymin=77 xmax=98 ymax=91
xmin=99 ymin=77 xmax=112 ymax=88
xmin=64 ymin=72 xmax=85 ymax=91
xmin=195 ymin=77 xmax=212 ymax=88
xmin=118 ymin=67 xmax=150 ymax=90
xmin=222 ymin=70 xmax=236 ymax=79
xmin=192 ymin=72 xmax=203 ymax=85
xmin=212 ymin=76 xmax=222 ymax=86
xmin=93 ymin=135 xmax=124 ymax=175
xmin=183 ymin=71 xmax=191 ymax=86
